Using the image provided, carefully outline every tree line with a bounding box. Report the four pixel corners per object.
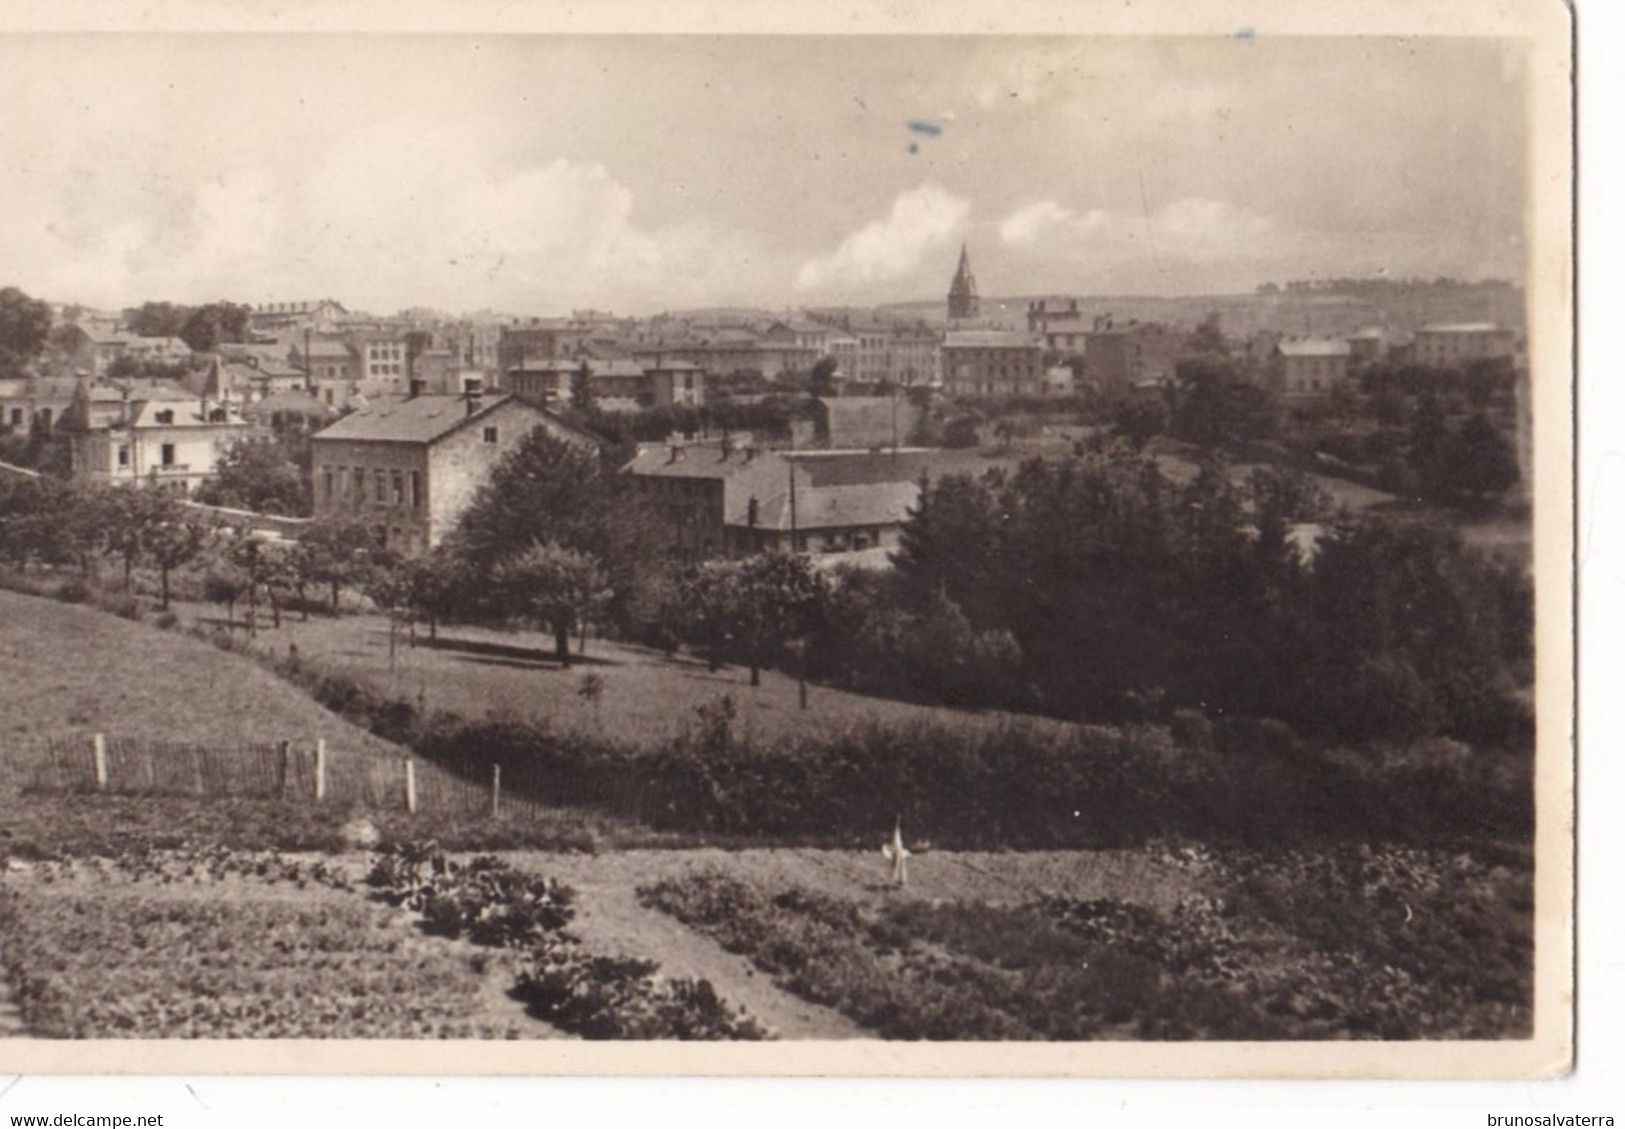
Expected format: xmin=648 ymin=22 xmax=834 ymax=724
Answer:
xmin=0 ymin=419 xmax=1532 ymax=751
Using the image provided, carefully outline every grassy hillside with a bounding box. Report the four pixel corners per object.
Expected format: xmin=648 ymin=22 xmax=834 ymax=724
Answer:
xmin=0 ymin=588 xmax=406 ymax=753
xmin=161 ymin=600 xmax=1056 ymax=748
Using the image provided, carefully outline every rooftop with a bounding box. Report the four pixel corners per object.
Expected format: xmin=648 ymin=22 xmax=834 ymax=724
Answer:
xmin=1279 ymin=338 xmax=1353 ymax=357
xmin=942 ymin=330 xmax=1042 ymax=349
xmin=312 ymin=392 xmax=525 ymax=445
xmin=1416 ymin=322 xmax=1512 ymax=334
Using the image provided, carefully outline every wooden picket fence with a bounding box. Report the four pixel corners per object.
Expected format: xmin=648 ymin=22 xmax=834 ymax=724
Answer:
xmin=0 ymin=733 xmax=555 ymax=823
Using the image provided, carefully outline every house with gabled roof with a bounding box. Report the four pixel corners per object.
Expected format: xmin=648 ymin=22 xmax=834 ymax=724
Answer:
xmin=66 ymin=379 xmax=248 ymax=495
xmin=309 ymin=385 xmax=596 ymax=556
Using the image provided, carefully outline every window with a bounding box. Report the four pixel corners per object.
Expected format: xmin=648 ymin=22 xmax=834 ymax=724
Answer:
xmin=161 ymin=443 xmax=176 ymax=466
xmin=352 ymin=467 xmax=364 ymax=504
xmin=483 ymin=426 xmax=498 ymax=444
xmin=323 ymin=467 xmax=334 ymax=499
xmin=409 ymin=471 xmax=422 ymax=509
xmin=391 ymin=470 xmax=403 ymax=507
xmin=375 ymin=470 xmax=387 ymax=504
xmin=8 ymin=409 xmax=20 ymax=427
xmin=117 ymin=445 xmax=129 ymax=467
xmin=155 ymin=410 xmax=174 ymax=424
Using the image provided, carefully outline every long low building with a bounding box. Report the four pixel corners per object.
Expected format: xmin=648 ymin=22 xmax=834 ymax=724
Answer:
xmin=624 ymin=441 xmax=1012 ymax=565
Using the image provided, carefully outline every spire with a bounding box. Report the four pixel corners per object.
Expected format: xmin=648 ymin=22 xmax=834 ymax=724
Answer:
xmin=948 ymin=242 xmax=980 ymax=321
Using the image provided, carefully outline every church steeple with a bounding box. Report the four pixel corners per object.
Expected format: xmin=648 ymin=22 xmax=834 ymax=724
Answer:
xmin=948 ymin=243 xmax=979 ymax=321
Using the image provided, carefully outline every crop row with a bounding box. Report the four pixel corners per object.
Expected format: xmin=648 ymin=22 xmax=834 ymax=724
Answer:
xmin=638 ymin=844 xmax=1532 ymax=1041
xmin=365 ymin=842 xmax=769 ymax=1040
xmin=0 ymin=873 xmax=520 ymax=1038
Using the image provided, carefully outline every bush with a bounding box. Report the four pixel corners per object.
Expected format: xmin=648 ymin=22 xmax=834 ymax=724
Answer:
xmin=153 ymin=611 xmax=179 ymax=631
xmin=52 ymin=578 xmax=89 ymax=604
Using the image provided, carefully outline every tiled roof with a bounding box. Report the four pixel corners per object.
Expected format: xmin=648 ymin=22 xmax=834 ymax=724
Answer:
xmin=313 ymin=393 xmax=527 ymax=445
xmin=244 ymin=391 xmax=337 ymax=419
xmin=1417 ymin=322 xmax=1509 ymax=334
xmin=1279 ymin=339 xmax=1352 ymax=357
xmin=746 ymin=479 xmax=920 ymax=532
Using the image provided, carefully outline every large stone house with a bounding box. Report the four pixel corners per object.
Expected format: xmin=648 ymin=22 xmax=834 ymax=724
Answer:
xmin=1276 ymin=338 xmax=1354 ymax=397
xmin=308 ymin=389 xmax=593 ymax=556
xmin=940 ymin=330 xmax=1046 ymax=398
xmin=67 ymin=385 xmax=249 ymax=495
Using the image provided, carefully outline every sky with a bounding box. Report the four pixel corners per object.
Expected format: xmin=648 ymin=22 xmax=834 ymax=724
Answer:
xmin=0 ymin=34 xmax=1528 ymax=317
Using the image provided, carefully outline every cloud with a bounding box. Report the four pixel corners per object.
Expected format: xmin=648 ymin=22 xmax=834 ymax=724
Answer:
xmin=999 ymin=200 xmax=1110 ymax=246
xmin=999 ymin=196 xmax=1275 ymax=261
xmin=795 ymin=185 xmax=970 ymax=293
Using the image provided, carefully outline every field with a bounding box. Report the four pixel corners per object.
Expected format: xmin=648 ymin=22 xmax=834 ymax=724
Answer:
xmin=0 ymin=588 xmax=1535 ymax=1041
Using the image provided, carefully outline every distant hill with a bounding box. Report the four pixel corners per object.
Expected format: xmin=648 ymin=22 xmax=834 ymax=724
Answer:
xmin=881 ymin=280 xmax=1526 ymax=340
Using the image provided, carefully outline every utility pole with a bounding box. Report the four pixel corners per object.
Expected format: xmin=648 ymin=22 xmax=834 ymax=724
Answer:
xmin=788 ymin=456 xmax=798 ymax=552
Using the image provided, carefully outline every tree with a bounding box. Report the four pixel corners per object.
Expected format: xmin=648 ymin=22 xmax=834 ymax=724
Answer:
xmin=146 ymin=503 xmax=210 ymax=610
xmin=1446 ymin=413 xmax=1520 ymax=506
xmin=1110 ymin=394 xmax=1169 ymax=452
xmin=493 ymin=540 xmax=611 ymax=667
xmin=0 ymin=287 xmax=51 ymax=376
xmin=686 ymin=551 xmax=829 ymax=687
xmin=195 ymin=436 xmax=311 ymax=515
xmin=570 ymin=361 xmax=595 ymax=413
xmin=178 ymin=302 xmax=251 ymax=353
xmin=451 ymin=427 xmax=608 ymax=565
xmin=808 ymin=355 xmax=840 ymax=399
xmin=127 ymin=301 xmax=193 ymax=340
xmin=1185 ymin=312 xmax=1227 ymax=357
xmin=1169 ymin=357 xmax=1277 ymax=449
xmin=297 ymin=513 xmax=385 ymax=611
xmin=93 ymin=486 xmax=168 ymax=592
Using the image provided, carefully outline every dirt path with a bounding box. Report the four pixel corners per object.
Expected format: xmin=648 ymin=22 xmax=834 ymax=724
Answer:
xmin=503 ymin=844 xmax=1210 ymax=1039
xmin=561 ymin=876 xmax=866 ymax=1040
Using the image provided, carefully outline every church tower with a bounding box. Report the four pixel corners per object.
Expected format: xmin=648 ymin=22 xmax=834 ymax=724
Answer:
xmin=947 ymin=243 xmax=979 ymax=321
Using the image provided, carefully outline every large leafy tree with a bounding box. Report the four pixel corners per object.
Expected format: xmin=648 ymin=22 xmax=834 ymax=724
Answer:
xmin=296 ymin=513 xmax=385 ymax=610
xmin=127 ymin=301 xmax=193 ymax=339
xmin=493 ymin=539 xmax=611 ymax=667
xmin=179 ymin=302 xmax=252 ymax=353
xmin=448 ymin=425 xmax=663 ymax=633
xmin=145 ymin=501 xmax=211 ymax=610
xmin=195 ymin=436 xmax=311 ymax=516
xmin=0 ymin=287 xmax=51 ymax=376
xmin=686 ymin=551 xmax=829 ymax=687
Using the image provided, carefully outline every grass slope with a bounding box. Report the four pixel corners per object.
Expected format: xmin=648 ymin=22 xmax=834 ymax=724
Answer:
xmin=162 ymin=600 xmax=1048 ymax=748
xmin=0 ymin=588 xmax=406 ymax=753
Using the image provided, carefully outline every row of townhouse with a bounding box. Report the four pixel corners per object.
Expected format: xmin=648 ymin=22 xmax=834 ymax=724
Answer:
xmin=1272 ymin=322 xmax=1520 ymax=397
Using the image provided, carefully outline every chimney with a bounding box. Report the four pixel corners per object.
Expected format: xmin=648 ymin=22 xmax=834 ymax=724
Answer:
xmin=667 ymin=443 xmax=683 ymax=464
xmin=464 ymin=376 xmax=484 ymax=417
xmin=408 ymin=378 xmax=426 ymax=400
xmin=747 ymin=495 xmax=759 ymax=527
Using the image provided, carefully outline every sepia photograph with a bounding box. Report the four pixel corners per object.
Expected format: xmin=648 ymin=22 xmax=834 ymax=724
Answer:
xmin=0 ymin=0 xmax=1574 ymax=1079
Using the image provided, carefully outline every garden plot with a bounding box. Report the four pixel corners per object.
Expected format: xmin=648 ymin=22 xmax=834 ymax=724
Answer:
xmin=639 ymin=842 xmax=1533 ymax=1042
xmin=0 ymin=850 xmax=547 ymax=1039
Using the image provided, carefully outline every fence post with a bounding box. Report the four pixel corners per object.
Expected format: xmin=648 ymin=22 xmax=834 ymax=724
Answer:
xmin=404 ymin=756 xmax=417 ymax=814
xmin=491 ymin=763 xmax=501 ymax=819
xmin=276 ymin=740 xmax=290 ymax=798
xmin=92 ymin=733 xmax=108 ymax=792
xmin=314 ymin=739 xmax=327 ymax=803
